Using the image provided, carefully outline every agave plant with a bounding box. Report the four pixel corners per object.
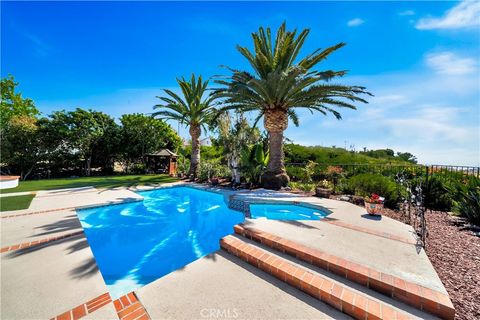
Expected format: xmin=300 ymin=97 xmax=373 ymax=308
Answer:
xmin=214 ymin=22 xmax=371 ymax=189
xmin=154 ymin=74 xmax=217 ymax=179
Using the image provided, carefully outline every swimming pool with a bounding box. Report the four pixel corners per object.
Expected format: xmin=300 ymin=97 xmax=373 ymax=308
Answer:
xmin=77 ymin=187 xmax=244 ymax=299
xmin=249 ymin=203 xmax=327 ymax=220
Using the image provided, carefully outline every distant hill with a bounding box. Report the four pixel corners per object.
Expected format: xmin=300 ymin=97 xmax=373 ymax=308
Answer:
xmin=284 ymin=144 xmax=417 ymax=165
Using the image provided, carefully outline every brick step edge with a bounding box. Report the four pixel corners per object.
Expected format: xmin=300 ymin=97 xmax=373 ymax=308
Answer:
xmin=221 ymin=235 xmax=415 ymax=320
xmin=233 ymin=224 xmax=454 ymax=320
xmin=113 ymin=291 xmax=150 ymax=320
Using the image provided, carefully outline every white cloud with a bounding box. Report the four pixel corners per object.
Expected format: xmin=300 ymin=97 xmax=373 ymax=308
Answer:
xmin=416 ymin=0 xmax=480 ymax=30
xmin=399 ymin=10 xmax=415 ymax=16
xmin=382 ymin=106 xmax=473 ymax=142
xmin=372 ymin=95 xmax=410 ymax=106
xmin=347 ymin=18 xmax=365 ymax=27
xmin=285 ymin=65 xmax=480 ymax=166
xmin=425 ymin=51 xmax=477 ymax=75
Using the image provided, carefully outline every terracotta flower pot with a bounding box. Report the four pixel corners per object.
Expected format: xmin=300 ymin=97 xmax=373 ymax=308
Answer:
xmin=365 ymin=202 xmax=384 ymax=215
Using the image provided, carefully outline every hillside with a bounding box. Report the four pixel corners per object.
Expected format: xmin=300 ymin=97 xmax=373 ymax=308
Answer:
xmin=284 ymin=144 xmax=417 ymax=165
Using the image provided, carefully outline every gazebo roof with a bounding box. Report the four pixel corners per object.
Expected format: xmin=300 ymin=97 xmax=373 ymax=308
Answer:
xmin=146 ymin=149 xmax=178 ymax=157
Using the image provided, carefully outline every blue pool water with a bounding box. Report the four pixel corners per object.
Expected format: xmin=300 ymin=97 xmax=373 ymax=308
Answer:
xmin=249 ymin=203 xmax=327 ymax=220
xmin=77 ymin=187 xmax=244 ymax=299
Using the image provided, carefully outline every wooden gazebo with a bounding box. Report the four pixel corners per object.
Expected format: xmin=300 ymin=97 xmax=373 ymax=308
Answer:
xmin=145 ymin=149 xmax=178 ymax=176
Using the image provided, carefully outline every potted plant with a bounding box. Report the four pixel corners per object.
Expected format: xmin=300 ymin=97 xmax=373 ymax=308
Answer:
xmin=315 ymin=179 xmax=333 ymax=198
xmin=364 ymin=193 xmax=384 ymax=215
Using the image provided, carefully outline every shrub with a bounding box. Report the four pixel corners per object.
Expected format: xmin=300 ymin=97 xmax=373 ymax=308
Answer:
xmin=289 ymin=181 xmax=316 ymax=192
xmin=454 ymin=178 xmax=480 ymax=225
xmin=286 ymin=166 xmax=307 ymax=182
xmin=131 ymin=163 xmax=146 ymax=174
xmin=422 ymin=175 xmax=454 ymax=211
xmin=198 ymin=160 xmax=230 ymax=181
xmin=345 ymin=173 xmax=401 ymax=207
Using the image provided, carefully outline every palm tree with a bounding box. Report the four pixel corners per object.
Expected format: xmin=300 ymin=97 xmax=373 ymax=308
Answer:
xmin=154 ymin=74 xmax=217 ymax=179
xmin=214 ymin=22 xmax=371 ymax=189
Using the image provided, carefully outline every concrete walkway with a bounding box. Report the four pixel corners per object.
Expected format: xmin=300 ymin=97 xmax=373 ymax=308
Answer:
xmin=137 ymin=250 xmax=349 ymax=320
xmin=229 ymin=193 xmax=445 ymax=294
xmin=1 ymin=234 xmax=117 ymax=319
xmin=0 ymin=183 xmax=450 ymax=319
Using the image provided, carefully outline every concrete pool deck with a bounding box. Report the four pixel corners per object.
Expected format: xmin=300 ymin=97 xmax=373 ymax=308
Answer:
xmin=0 ymin=182 xmax=453 ymax=319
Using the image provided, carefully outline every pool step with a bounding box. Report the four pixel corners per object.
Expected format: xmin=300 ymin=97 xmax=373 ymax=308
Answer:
xmin=233 ymin=225 xmax=454 ymax=320
xmin=221 ymin=235 xmax=435 ymax=320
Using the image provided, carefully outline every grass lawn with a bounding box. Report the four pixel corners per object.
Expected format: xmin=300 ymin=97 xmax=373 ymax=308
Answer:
xmin=0 ymin=174 xmax=179 ymax=194
xmin=0 ymin=194 xmax=35 ymax=212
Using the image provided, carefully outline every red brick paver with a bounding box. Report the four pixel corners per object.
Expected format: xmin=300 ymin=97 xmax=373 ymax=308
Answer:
xmin=1 ymin=230 xmax=84 ymax=253
xmin=233 ymin=225 xmax=455 ymax=320
xmin=113 ymin=292 xmax=150 ymax=320
xmin=51 ymin=293 xmax=112 ymax=320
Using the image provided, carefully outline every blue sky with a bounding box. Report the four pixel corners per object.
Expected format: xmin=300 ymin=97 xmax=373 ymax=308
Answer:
xmin=2 ymin=1 xmax=479 ymax=165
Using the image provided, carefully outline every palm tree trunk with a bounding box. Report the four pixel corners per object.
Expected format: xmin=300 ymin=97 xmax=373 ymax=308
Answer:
xmin=189 ymin=124 xmax=201 ymax=179
xmin=267 ymin=130 xmax=285 ymax=174
xmin=261 ymin=109 xmax=290 ymax=190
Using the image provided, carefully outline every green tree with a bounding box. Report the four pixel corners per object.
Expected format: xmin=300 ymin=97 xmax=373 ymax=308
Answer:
xmin=0 ymin=75 xmax=39 ymax=130
xmin=91 ymin=120 xmax=121 ymax=174
xmin=47 ymin=109 xmax=117 ymax=176
xmin=0 ymin=115 xmax=44 ymax=180
xmin=397 ymin=152 xmax=417 ymax=164
xmin=119 ymin=114 xmax=181 ymax=173
xmin=214 ymin=23 xmax=371 ymax=189
xmin=154 ymin=74 xmax=217 ymax=179
xmin=0 ymin=76 xmax=42 ymax=179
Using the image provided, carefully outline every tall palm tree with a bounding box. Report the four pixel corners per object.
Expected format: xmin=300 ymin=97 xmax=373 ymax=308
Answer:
xmin=214 ymin=22 xmax=371 ymax=189
xmin=154 ymin=74 xmax=217 ymax=179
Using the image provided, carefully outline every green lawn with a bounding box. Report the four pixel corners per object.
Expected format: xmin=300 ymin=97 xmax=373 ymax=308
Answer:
xmin=0 ymin=194 xmax=35 ymax=212
xmin=0 ymin=174 xmax=179 ymax=194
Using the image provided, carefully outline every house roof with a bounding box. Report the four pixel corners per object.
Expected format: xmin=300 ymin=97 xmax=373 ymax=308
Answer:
xmin=146 ymin=149 xmax=178 ymax=157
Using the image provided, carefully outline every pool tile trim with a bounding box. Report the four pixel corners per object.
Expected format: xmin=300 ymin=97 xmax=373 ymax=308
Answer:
xmin=233 ymin=224 xmax=454 ymax=320
xmin=50 ymin=292 xmax=112 ymax=320
xmin=221 ymin=235 xmax=414 ymax=320
xmin=113 ymin=291 xmax=150 ymax=320
xmin=1 ymin=230 xmax=84 ymax=253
